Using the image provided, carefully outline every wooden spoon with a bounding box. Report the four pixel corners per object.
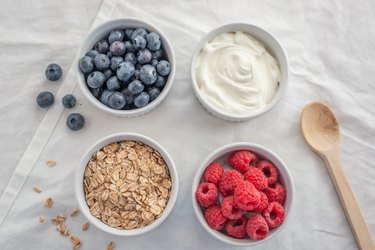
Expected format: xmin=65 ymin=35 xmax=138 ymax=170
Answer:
xmin=301 ymin=102 xmax=374 ymax=250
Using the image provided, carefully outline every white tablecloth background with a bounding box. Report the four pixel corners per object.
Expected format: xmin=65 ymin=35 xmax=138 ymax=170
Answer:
xmin=0 ymin=0 xmax=374 ymax=249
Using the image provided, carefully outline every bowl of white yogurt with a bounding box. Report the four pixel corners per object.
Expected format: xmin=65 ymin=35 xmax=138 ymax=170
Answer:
xmin=191 ymin=23 xmax=288 ymax=121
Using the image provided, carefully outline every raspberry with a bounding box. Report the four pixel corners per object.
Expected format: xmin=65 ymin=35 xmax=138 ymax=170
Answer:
xmin=250 ymin=191 xmax=269 ymax=213
xmin=225 ymin=216 xmax=247 ymax=239
xmin=221 ymin=196 xmax=244 ymax=220
xmin=256 ymin=160 xmax=279 ymax=185
xmin=262 ymin=202 xmax=285 ymax=228
xmin=228 ymin=150 xmax=258 ymax=173
xmin=203 ymin=162 xmax=224 ymax=186
xmin=264 ymin=183 xmax=286 ymax=205
xmin=204 ymin=205 xmax=227 ymax=230
xmin=244 ymin=167 xmax=268 ymax=191
xmin=234 ymin=181 xmax=260 ymax=211
xmin=218 ymin=170 xmax=243 ymax=197
xmin=195 ymin=182 xmax=219 ymax=208
xmin=246 ymin=214 xmax=269 ymax=240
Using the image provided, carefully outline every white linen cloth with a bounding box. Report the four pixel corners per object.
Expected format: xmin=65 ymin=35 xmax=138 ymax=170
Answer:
xmin=0 ymin=0 xmax=374 ymax=249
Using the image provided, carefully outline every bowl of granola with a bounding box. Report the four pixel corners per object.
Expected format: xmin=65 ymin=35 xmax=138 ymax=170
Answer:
xmin=75 ymin=133 xmax=178 ymax=236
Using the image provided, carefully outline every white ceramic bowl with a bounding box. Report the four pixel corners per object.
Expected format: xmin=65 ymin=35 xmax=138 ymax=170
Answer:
xmin=191 ymin=23 xmax=289 ymax=121
xmin=75 ymin=133 xmax=179 ymax=236
xmin=192 ymin=142 xmax=294 ymax=246
xmin=76 ymin=18 xmax=176 ymax=117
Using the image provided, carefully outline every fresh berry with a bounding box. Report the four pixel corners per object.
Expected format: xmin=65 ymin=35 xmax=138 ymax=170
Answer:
xmin=85 ymin=49 xmax=99 ymax=59
xmin=133 ymin=35 xmax=147 ymax=50
xmin=94 ymin=54 xmax=110 ymax=71
xmin=218 ymin=170 xmax=243 ymax=197
xmin=133 ymin=92 xmax=150 ymax=108
xmin=124 ymin=28 xmax=134 ymax=40
xmin=146 ymin=32 xmax=161 ymax=51
xmin=225 ymin=216 xmax=247 ymax=239
xmin=244 ymin=167 xmax=268 ymax=191
xmin=116 ymin=62 xmax=135 ymax=82
xmin=36 ymin=91 xmax=54 ymax=108
xmin=110 ymin=56 xmax=124 ymax=71
xmin=264 ymin=183 xmax=286 ymax=205
xmin=108 ymin=30 xmax=124 ymax=44
xmin=133 ymin=69 xmax=140 ymax=80
xmin=151 ymin=59 xmax=158 ymax=67
xmin=95 ymin=39 xmax=109 ymax=53
xmin=66 ymin=113 xmax=85 ymax=131
xmin=233 ymin=181 xmax=260 ymax=211
xmin=45 ymin=63 xmax=62 ymax=81
xmin=62 ymin=94 xmax=76 ymax=109
xmin=154 ymin=75 xmax=166 ymax=88
xmin=90 ymin=87 xmax=102 ymax=99
xmin=137 ymin=49 xmax=152 ymax=65
xmin=221 ymin=196 xmax=244 ymax=220
xmin=124 ymin=41 xmax=136 ymax=52
xmin=106 ymin=76 xmax=121 ymax=91
xmin=87 ymin=71 xmax=105 ymax=88
xmin=106 ymin=51 xmax=113 ymax=58
xmin=124 ymin=52 xmax=137 ymax=65
xmin=228 ymin=150 xmax=258 ymax=173
xmin=120 ymin=88 xmax=134 ymax=104
xmin=256 ymin=160 xmax=279 ymax=185
xmin=156 ymin=60 xmax=170 ymax=76
xmin=108 ymin=92 xmax=126 ymax=110
xmin=152 ymin=49 xmax=163 ymax=60
xmin=262 ymin=202 xmax=285 ymax=228
xmin=110 ymin=41 xmax=126 ymax=56
xmin=79 ymin=56 xmax=94 ymax=74
xmin=204 ymin=205 xmax=227 ymax=230
xmin=139 ymin=65 xmax=157 ymax=85
xmin=203 ymin=162 xmax=224 ymax=186
xmin=195 ymin=182 xmax=219 ymax=208
xmin=100 ymin=89 xmax=113 ymax=105
xmin=250 ymin=191 xmax=269 ymax=213
xmin=128 ymin=80 xmax=144 ymax=95
xmin=103 ymin=69 xmax=113 ymax=80
xmin=147 ymin=87 xmax=160 ymax=101
xmin=246 ymin=214 xmax=269 ymax=240
xmin=131 ymin=27 xmax=148 ymax=40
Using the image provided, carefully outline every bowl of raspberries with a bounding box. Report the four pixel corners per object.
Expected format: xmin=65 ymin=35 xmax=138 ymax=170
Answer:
xmin=76 ymin=18 xmax=175 ymax=117
xmin=192 ymin=142 xmax=294 ymax=246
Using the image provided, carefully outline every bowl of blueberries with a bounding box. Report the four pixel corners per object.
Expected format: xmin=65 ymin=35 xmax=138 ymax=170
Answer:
xmin=76 ymin=18 xmax=175 ymax=117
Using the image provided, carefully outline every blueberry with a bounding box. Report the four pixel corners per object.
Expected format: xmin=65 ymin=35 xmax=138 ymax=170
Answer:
xmin=116 ymin=61 xmax=135 ymax=82
xmin=66 ymin=113 xmax=85 ymax=131
xmin=148 ymin=87 xmax=161 ymax=101
xmin=106 ymin=51 xmax=113 ymax=58
xmin=95 ymin=39 xmax=109 ymax=53
xmin=110 ymin=41 xmax=126 ymax=56
xmin=128 ymin=80 xmax=144 ymax=95
xmin=151 ymin=59 xmax=158 ymax=67
xmin=45 ymin=63 xmax=62 ymax=81
xmin=61 ymin=94 xmax=76 ymax=109
xmin=90 ymin=87 xmax=102 ymax=98
xmin=139 ymin=65 xmax=157 ymax=85
xmin=146 ymin=32 xmax=161 ymax=51
xmin=100 ymin=89 xmax=113 ymax=105
xmin=108 ymin=30 xmax=124 ymax=44
xmin=110 ymin=56 xmax=124 ymax=70
xmin=154 ymin=75 xmax=166 ymax=88
xmin=152 ymin=49 xmax=163 ymax=60
xmin=79 ymin=56 xmax=94 ymax=74
xmin=103 ymin=69 xmax=113 ymax=80
xmin=36 ymin=91 xmax=54 ymax=108
xmin=124 ymin=41 xmax=136 ymax=53
xmin=134 ymin=69 xmax=140 ymax=79
xmin=156 ymin=60 xmax=170 ymax=76
xmin=106 ymin=76 xmax=121 ymax=91
xmin=131 ymin=28 xmax=148 ymax=40
xmin=132 ymin=36 xmax=146 ymax=50
xmin=121 ymin=88 xmax=134 ymax=104
xmin=87 ymin=71 xmax=105 ymax=88
xmin=85 ymin=50 xmax=99 ymax=59
xmin=137 ymin=49 xmax=152 ymax=65
xmin=94 ymin=54 xmax=110 ymax=71
xmin=134 ymin=92 xmax=150 ymax=108
xmin=124 ymin=28 xmax=134 ymax=40
xmin=124 ymin=52 xmax=137 ymax=65
xmin=108 ymin=92 xmax=126 ymax=109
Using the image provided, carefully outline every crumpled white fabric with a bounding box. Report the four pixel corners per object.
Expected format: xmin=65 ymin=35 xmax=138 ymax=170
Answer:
xmin=0 ymin=0 xmax=374 ymax=249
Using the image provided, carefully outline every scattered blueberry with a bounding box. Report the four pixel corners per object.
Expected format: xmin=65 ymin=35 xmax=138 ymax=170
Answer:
xmin=110 ymin=56 xmax=124 ymax=71
xmin=108 ymin=92 xmax=126 ymax=109
xmin=85 ymin=50 xmax=99 ymax=59
xmin=87 ymin=71 xmax=105 ymax=88
xmin=121 ymin=88 xmax=134 ymax=104
xmin=124 ymin=28 xmax=134 ymax=40
xmin=110 ymin=41 xmax=126 ymax=56
xmin=36 ymin=91 xmax=54 ymax=108
xmin=90 ymin=87 xmax=102 ymax=98
xmin=124 ymin=52 xmax=137 ymax=65
xmin=146 ymin=32 xmax=161 ymax=51
xmin=108 ymin=30 xmax=124 ymax=44
xmin=128 ymin=80 xmax=144 ymax=95
xmin=103 ymin=69 xmax=113 ymax=80
xmin=131 ymin=28 xmax=148 ymax=40
xmin=134 ymin=92 xmax=150 ymax=108
xmin=139 ymin=65 xmax=157 ymax=85
xmin=148 ymin=87 xmax=161 ymax=101
xmin=133 ymin=36 xmax=147 ymax=50
xmin=106 ymin=76 xmax=121 ymax=91
xmin=124 ymin=41 xmax=136 ymax=52
xmin=95 ymin=39 xmax=109 ymax=53
xmin=152 ymin=49 xmax=163 ymax=60
xmin=154 ymin=75 xmax=166 ymax=88
xmin=156 ymin=60 xmax=170 ymax=76
xmin=137 ymin=49 xmax=152 ymax=65
xmin=100 ymin=89 xmax=113 ymax=105
xmin=117 ymin=62 xmax=135 ymax=82
xmin=66 ymin=113 xmax=85 ymax=131
xmin=94 ymin=54 xmax=110 ymax=71
xmin=79 ymin=56 xmax=94 ymax=74
xmin=62 ymin=94 xmax=77 ymax=109
xmin=151 ymin=59 xmax=158 ymax=67
xmin=45 ymin=63 xmax=63 ymax=81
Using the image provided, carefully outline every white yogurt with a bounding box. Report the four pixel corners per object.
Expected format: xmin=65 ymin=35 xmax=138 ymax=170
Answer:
xmin=196 ymin=31 xmax=281 ymax=114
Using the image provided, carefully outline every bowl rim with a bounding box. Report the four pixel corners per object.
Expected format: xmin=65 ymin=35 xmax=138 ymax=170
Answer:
xmin=190 ymin=23 xmax=289 ymax=121
xmin=74 ymin=132 xmax=179 ymax=236
xmin=191 ymin=142 xmax=295 ymax=246
xmin=75 ymin=17 xmax=176 ymax=117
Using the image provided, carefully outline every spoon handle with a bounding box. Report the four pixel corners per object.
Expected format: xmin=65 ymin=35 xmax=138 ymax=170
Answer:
xmin=323 ymin=149 xmax=375 ymax=250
